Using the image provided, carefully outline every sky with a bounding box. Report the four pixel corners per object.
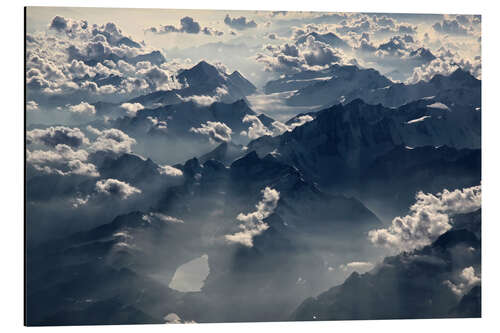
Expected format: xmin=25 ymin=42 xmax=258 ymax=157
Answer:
xmin=26 ymin=7 xmax=481 ymax=93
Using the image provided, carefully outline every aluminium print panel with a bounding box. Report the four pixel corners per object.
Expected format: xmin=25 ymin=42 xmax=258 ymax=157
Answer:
xmin=25 ymin=6 xmax=481 ymax=326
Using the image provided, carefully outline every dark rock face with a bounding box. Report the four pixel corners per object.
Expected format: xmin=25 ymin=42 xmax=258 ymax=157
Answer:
xmin=292 ymin=209 xmax=481 ymax=321
xmin=283 ymin=67 xmax=480 ymax=110
xmin=265 ymin=64 xmax=392 ymax=96
xmin=247 ymin=99 xmax=480 ymax=198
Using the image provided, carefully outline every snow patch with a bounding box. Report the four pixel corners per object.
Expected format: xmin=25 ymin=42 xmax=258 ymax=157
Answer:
xmin=427 ymin=102 xmax=449 ymax=110
xmin=406 ymin=115 xmax=431 ymax=124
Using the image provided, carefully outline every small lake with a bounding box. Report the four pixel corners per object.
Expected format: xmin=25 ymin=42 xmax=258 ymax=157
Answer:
xmin=168 ymin=254 xmax=210 ymax=292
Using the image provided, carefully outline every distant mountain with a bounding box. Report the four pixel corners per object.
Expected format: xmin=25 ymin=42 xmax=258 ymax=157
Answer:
xmin=359 ymin=145 xmax=481 ymax=219
xmin=264 ymin=64 xmax=392 ymax=95
xmin=27 ymin=149 xmax=382 ymax=324
xmin=90 ymin=61 xmax=258 ymax=119
xmin=128 ymin=61 xmax=257 ymax=108
xmin=285 ymin=67 xmax=480 ymax=109
xmin=26 ymin=211 xmax=189 ymax=325
xmin=171 ymin=151 xmax=381 ymax=235
xmin=295 ymin=32 xmax=350 ymax=50
xmin=292 ymin=209 xmax=481 ymax=320
xmin=74 ymin=50 xmax=166 ymax=67
xmin=247 ymin=98 xmax=480 ymax=182
xmin=114 ymin=99 xmax=273 ymax=145
xmin=94 ymin=152 xmax=167 ymax=186
xmin=227 ymin=70 xmax=258 ymax=96
xmin=243 ymin=98 xmax=480 ymax=218
xmin=26 ymin=151 xmax=184 ymax=243
xmin=198 ymin=141 xmax=247 ymax=165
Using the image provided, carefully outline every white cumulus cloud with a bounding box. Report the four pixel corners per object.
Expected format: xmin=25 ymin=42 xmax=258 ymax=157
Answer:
xmin=368 ymin=185 xmax=481 ymax=252
xmin=241 ymin=115 xmax=273 ymax=140
xmin=88 ymin=126 xmax=136 ymax=155
xmin=443 ymin=266 xmax=481 ymax=297
xmin=339 ymin=261 xmax=374 ymax=273
xmin=190 ymin=121 xmax=233 ymax=143
xmin=95 ymin=178 xmax=141 ymax=199
xmin=27 ymin=126 xmax=89 ymax=148
xmin=120 ymin=102 xmax=144 ymax=117
xmin=158 ymin=165 xmax=183 ymax=177
xmin=271 ymin=115 xmax=314 ymax=135
xmin=27 ymin=144 xmax=99 ymax=177
xmin=68 ymin=101 xmax=96 ymax=116
xmin=225 ymin=187 xmax=280 ymax=247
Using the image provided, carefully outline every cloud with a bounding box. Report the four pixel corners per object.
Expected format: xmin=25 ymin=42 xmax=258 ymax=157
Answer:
xmin=146 ymin=17 xmax=223 ymax=36
xmin=267 ymin=33 xmax=277 ymax=40
xmin=339 ymin=261 xmax=374 ymax=273
xmin=407 ymin=53 xmax=481 ymax=84
xmin=120 ymin=102 xmax=144 ymax=117
xmin=223 ymin=14 xmax=257 ymax=30
xmin=368 ymin=185 xmax=481 ymax=252
xmin=180 ymin=95 xmax=219 ymax=106
xmin=443 ymin=266 xmax=481 ymax=297
xmin=27 ymin=16 xmax=193 ymax=106
xmin=201 ymin=27 xmax=224 ymax=36
xmin=373 ymin=16 xmax=395 ymax=28
xmin=88 ymin=127 xmax=137 ymax=155
xmin=240 ymin=115 xmax=273 ymax=139
xmin=142 ymin=212 xmax=184 ymax=224
xmin=336 ymin=16 xmax=371 ymax=35
xmin=163 ymin=313 xmax=195 ymax=324
xmin=271 ymin=11 xmax=288 ymax=17
xmin=190 ymin=121 xmax=233 ymax=143
xmin=225 ymin=187 xmax=280 ymax=247
xmin=27 ymin=144 xmax=99 ymax=177
xmin=289 ymin=115 xmax=314 ymax=128
xmin=375 ymin=35 xmax=421 ymax=58
xmin=256 ymin=34 xmax=349 ymax=73
xmin=68 ymin=102 xmax=96 ymax=116
xmin=71 ymin=195 xmax=90 ymax=208
xmin=302 ymin=36 xmax=343 ymax=66
xmin=179 ymin=16 xmax=201 ymax=34
xmin=158 ymin=165 xmax=183 ymax=177
xmin=26 ymin=100 xmax=39 ymax=111
xmin=241 ymin=114 xmax=313 ymax=138
xmin=95 ymin=178 xmax=141 ymax=199
xmin=433 ymin=19 xmax=469 ymax=36
xmin=49 ymin=16 xmax=89 ymax=37
xmin=147 ymin=116 xmax=168 ymax=130
xmin=398 ymin=25 xmax=417 ymax=34
xmin=49 ymin=16 xmax=141 ymax=48
xmin=27 ymin=126 xmax=89 ymax=148
xmin=271 ymin=115 xmax=314 ymax=135
xmin=334 ymin=14 xmax=417 ymax=37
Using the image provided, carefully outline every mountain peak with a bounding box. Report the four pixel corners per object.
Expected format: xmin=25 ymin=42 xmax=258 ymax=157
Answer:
xmin=193 ymin=60 xmax=219 ymax=73
xmin=231 ymin=151 xmax=259 ymax=167
xmin=449 ymin=67 xmax=476 ymax=81
xmin=232 ymin=98 xmax=248 ymax=107
xmin=343 ymin=98 xmax=368 ymax=109
xmin=179 ymin=60 xmax=221 ymax=80
xmin=229 ymin=70 xmax=244 ymax=79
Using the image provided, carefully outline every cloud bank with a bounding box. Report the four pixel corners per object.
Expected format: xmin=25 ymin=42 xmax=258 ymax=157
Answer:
xmin=368 ymin=185 xmax=481 ymax=252
xmin=146 ymin=17 xmax=223 ymax=36
xmin=224 ymin=14 xmax=257 ymax=30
